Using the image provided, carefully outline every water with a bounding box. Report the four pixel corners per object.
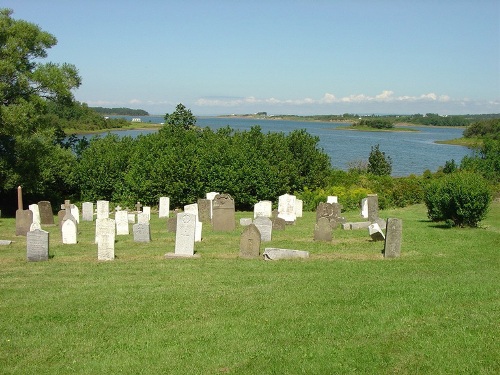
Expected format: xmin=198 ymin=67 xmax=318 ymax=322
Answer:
xmin=90 ymin=115 xmax=472 ymax=176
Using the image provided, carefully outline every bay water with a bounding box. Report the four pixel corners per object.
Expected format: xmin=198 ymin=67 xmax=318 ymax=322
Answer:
xmin=91 ymin=115 xmax=472 ymax=176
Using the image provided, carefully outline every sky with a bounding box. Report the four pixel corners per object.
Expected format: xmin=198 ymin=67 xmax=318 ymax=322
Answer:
xmin=4 ymin=0 xmax=500 ymax=116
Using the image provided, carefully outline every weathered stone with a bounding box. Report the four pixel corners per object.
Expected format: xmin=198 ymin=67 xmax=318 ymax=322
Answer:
xmin=314 ymin=217 xmax=332 ymax=241
xmin=384 ymin=218 xmax=402 ymax=258
xmin=272 ymin=217 xmax=286 ymax=230
xmin=171 ymin=212 xmax=197 ymax=257
xmin=97 ymin=218 xmax=115 ymax=260
xmin=15 ymin=209 xmax=33 ymax=236
xmin=263 ymin=248 xmax=309 ymax=260
xmin=206 ymin=192 xmax=219 ymax=219
xmin=367 ymin=194 xmax=379 ymax=222
xmin=70 ymin=204 xmax=80 ymax=224
xmin=159 ymin=197 xmax=170 ymax=218
xmin=239 ymin=224 xmax=261 ymax=258
xmin=295 ymin=199 xmax=303 ymax=218
xmin=368 ymin=222 xmax=385 ymax=241
xmin=184 ymin=203 xmax=202 ymax=242
xmin=82 ymin=202 xmax=94 ymax=222
xmin=142 ymin=206 xmax=151 ymax=221
xmin=29 ymin=204 xmax=41 ymax=226
xmin=212 ymin=194 xmax=236 ymax=232
xmin=27 ymin=229 xmax=49 ymax=262
xmin=167 ymin=216 xmax=177 ymax=233
xmin=197 ymin=198 xmax=212 ymax=224
xmin=133 ymin=223 xmax=151 ymax=243
xmin=254 ymin=200 xmax=272 ymax=218
xmin=115 ymin=210 xmax=129 ymax=235
xmin=278 ymin=194 xmax=296 ymax=223
xmin=361 ymin=198 xmax=368 ymax=219
xmin=0 ymin=240 xmax=12 ymax=246
xmin=254 ymin=216 xmax=272 ymax=242
xmin=350 ymin=221 xmax=371 ymax=230
xmin=240 ymin=218 xmax=252 ymax=226
xmin=96 ymin=200 xmax=109 ymax=220
xmin=137 ymin=212 xmax=149 ymax=224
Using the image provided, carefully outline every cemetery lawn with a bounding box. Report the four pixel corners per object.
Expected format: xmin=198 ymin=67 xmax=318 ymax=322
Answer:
xmin=0 ymin=202 xmax=499 ymax=374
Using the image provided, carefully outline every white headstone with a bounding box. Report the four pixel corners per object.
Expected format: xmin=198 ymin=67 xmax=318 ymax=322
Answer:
xmin=278 ymin=194 xmax=296 ymax=223
xmin=206 ymin=191 xmax=219 ymax=219
xmin=128 ymin=213 xmax=136 ymax=223
xmin=295 ymin=199 xmax=303 ymax=218
xmin=254 ymin=200 xmax=272 ymax=218
xmin=115 ymin=210 xmax=129 ymax=235
xmin=327 ymin=196 xmax=338 ymax=204
xmin=28 ymin=204 xmax=41 ymax=225
xmin=82 ymin=202 xmax=94 ymax=221
xmin=96 ymin=200 xmax=109 ymax=220
xmin=159 ymin=197 xmax=170 ymax=218
xmin=97 ymin=218 xmax=115 ymax=261
xmin=62 ymin=219 xmax=77 ymax=244
xmin=142 ymin=206 xmax=151 ymax=220
xmin=253 ymin=216 xmax=272 ymax=242
xmin=184 ymin=203 xmax=202 ymax=242
xmin=361 ymin=198 xmax=369 ymax=219
xmin=368 ymin=222 xmax=385 ymax=241
xmin=137 ymin=212 xmax=149 ymax=224
xmin=174 ymin=212 xmax=196 ymax=256
xmin=70 ymin=204 xmax=80 ymax=224
xmin=95 ymin=217 xmax=115 ymax=244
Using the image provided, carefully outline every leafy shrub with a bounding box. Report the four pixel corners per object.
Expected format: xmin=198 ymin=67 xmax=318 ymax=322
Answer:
xmin=367 ymin=144 xmax=392 ymax=176
xmin=424 ymin=172 xmax=492 ymax=227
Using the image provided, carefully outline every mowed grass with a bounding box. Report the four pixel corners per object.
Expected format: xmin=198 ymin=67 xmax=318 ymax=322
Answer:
xmin=0 ymin=202 xmax=499 ymax=374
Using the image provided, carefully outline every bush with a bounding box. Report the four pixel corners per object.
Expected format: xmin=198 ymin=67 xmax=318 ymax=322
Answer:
xmin=367 ymin=144 xmax=392 ymax=176
xmin=424 ymin=172 xmax=492 ymax=227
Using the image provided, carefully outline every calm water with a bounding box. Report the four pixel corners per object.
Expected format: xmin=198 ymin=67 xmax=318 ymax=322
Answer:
xmin=94 ymin=115 xmax=473 ymax=176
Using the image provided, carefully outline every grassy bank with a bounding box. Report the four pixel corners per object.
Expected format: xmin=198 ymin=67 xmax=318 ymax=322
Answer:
xmin=334 ymin=124 xmax=419 ymax=132
xmin=1 ymin=203 xmax=499 ymax=374
xmin=436 ymin=137 xmax=483 ymax=148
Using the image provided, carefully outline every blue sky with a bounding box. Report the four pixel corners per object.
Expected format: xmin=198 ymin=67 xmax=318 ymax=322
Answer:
xmin=4 ymin=0 xmax=500 ymax=115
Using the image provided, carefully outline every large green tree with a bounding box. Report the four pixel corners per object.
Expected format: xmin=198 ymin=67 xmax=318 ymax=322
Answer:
xmin=0 ymin=8 xmax=81 ymax=212
xmin=163 ymin=103 xmax=197 ymax=130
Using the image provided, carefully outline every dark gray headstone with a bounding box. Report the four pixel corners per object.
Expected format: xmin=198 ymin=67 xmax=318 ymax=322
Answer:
xmin=15 ymin=209 xmax=33 ymax=236
xmin=212 ymin=194 xmax=235 ymax=232
xmin=239 ymin=224 xmax=261 ymax=258
xmin=197 ymin=198 xmax=212 ymax=224
xmin=167 ymin=215 xmax=177 ymax=233
xmin=37 ymin=201 xmax=54 ymax=225
xmin=57 ymin=210 xmax=65 ymax=230
xmin=314 ymin=217 xmax=332 ymax=241
xmin=384 ymin=218 xmax=402 ymax=258
xmin=316 ymin=202 xmax=343 ymax=229
xmin=367 ymin=194 xmax=379 ymax=222
xmin=27 ymin=229 xmax=49 ymax=261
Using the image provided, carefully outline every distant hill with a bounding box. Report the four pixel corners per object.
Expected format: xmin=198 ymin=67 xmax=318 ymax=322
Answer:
xmin=91 ymin=107 xmax=149 ymax=116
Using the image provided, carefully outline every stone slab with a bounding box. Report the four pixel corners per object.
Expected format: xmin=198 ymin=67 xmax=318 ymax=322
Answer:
xmin=263 ymin=248 xmax=310 ymax=260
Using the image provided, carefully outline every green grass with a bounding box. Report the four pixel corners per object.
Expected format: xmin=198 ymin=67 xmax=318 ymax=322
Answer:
xmin=1 ymin=203 xmax=499 ymax=374
xmin=334 ymin=125 xmax=418 ymax=132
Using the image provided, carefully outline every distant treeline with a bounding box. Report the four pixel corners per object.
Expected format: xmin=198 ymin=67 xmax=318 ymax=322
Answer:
xmin=91 ymin=107 xmax=149 ymax=116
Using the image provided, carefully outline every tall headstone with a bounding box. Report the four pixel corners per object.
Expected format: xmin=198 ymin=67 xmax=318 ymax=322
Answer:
xmin=29 ymin=204 xmax=41 ymax=231
xmin=27 ymin=229 xmax=49 ymax=262
xmin=159 ymin=197 xmax=170 ymax=218
xmin=184 ymin=203 xmax=202 ymax=242
xmin=70 ymin=204 xmax=80 ymax=224
xmin=15 ymin=186 xmax=32 ymax=236
xmin=314 ymin=217 xmax=332 ymax=241
xmin=133 ymin=223 xmax=151 ymax=242
xmin=239 ymin=224 xmax=261 ymax=258
xmin=367 ymin=194 xmax=379 ymax=222
xmin=206 ymin=192 xmax=219 ymax=219
xmin=37 ymin=201 xmax=54 ymax=225
xmin=197 ymin=199 xmax=212 ymax=224
xmin=253 ymin=216 xmax=272 ymax=242
xmin=82 ymin=202 xmax=94 ymax=222
xmin=384 ymin=218 xmax=402 ymax=258
xmin=254 ymin=200 xmax=272 ymax=218
xmin=295 ymin=199 xmax=303 ymax=218
xmin=142 ymin=206 xmax=151 ymax=221
xmin=277 ymin=194 xmax=296 ymax=223
xmin=115 ymin=210 xmax=129 ymax=235
xmin=212 ymin=194 xmax=236 ymax=232
xmin=361 ymin=198 xmax=369 ymax=219
xmin=96 ymin=200 xmax=109 ymax=220
xmin=174 ymin=212 xmax=196 ymax=256
xmin=97 ymin=218 xmax=115 ymax=260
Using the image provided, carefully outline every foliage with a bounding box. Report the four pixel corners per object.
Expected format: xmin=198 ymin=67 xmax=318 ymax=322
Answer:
xmin=0 ymin=8 xmax=81 ymax=212
xmin=460 ymin=139 xmax=500 ymax=183
xmin=463 ymin=118 xmax=500 ymax=140
xmin=424 ymin=171 xmax=492 ymax=227
xmin=164 ymin=103 xmax=197 ymax=130
xmin=367 ymin=144 xmax=392 ymax=176
xmin=401 ymin=113 xmax=472 ymax=127
xmin=355 ymin=118 xmax=394 ymax=129
xmin=91 ymin=107 xmax=149 ymax=116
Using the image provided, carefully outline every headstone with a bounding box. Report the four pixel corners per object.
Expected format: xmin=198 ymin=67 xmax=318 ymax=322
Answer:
xmin=142 ymin=206 xmax=151 ymax=221
xmin=137 ymin=212 xmax=149 ymax=224
xmin=0 ymin=240 xmax=12 ymax=246
xmin=240 ymin=218 xmax=252 ymax=226
xmin=367 ymin=194 xmax=379 ymax=222
xmin=212 ymin=194 xmax=236 ymax=232
xmin=384 ymin=218 xmax=402 ymax=258
xmin=295 ymin=199 xmax=303 ymax=218
xmin=173 ymin=212 xmax=196 ymax=256
xmin=184 ymin=203 xmax=202 ymax=242
xmin=57 ymin=210 xmax=65 ymax=230
xmin=253 ymin=216 xmax=272 ymax=242
xmin=327 ymin=196 xmax=338 ymax=204
xmin=254 ymin=200 xmax=272 ymax=218
xmin=206 ymin=192 xmax=219 ymax=219
xmin=82 ymin=202 xmax=94 ymax=222
xmin=97 ymin=218 xmax=115 ymax=260
xmin=61 ymin=219 xmax=77 ymax=244
xmin=368 ymin=223 xmax=385 ymax=241
xmin=159 ymin=197 xmax=170 ymax=218
xmin=133 ymin=223 xmax=151 ymax=242
xmin=115 ymin=210 xmax=129 ymax=235
xmin=314 ymin=217 xmax=332 ymax=241
xmin=239 ymin=224 xmax=261 ymax=258
xmin=38 ymin=201 xmax=54 ymax=225
xmin=135 ymin=201 xmax=142 ymax=213
xmin=167 ymin=215 xmax=177 ymax=233
xmin=263 ymin=248 xmax=309 ymax=260
xmin=272 ymin=217 xmax=286 ymax=231
xmin=96 ymin=200 xmax=109 ymax=219
xmin=361 ymin=198 xmax=369 ymax=219
xmin=128 ymin=213 xmax=136 ymax=223
xmin=316 ymin=202 xmax=343 ymax=229
xmin=70 ymin=204 xmax=80 ymax=224
xmin=16 ymin=209 xmax=33 ymax=236
xmin=350 ymin=221 xmax=371 ymax=230
xmin=197 ymin=199 xmax=212 ymax=224
xmin=29 ymin=204 xmax=41 ymax=226
xmin=26 ymin=229 xmax=49 ymax=262
xmin=278 ymin=194 xmax=296 ymax=223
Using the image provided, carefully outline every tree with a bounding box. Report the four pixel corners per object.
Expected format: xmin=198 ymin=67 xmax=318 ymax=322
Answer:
xmin=163 ymin=103 xmax=196 ymax=130
xmin=0 ymin=8 xmax=81 ymax=212
xmin=367 ymin=144 xmax=392 ymax=176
